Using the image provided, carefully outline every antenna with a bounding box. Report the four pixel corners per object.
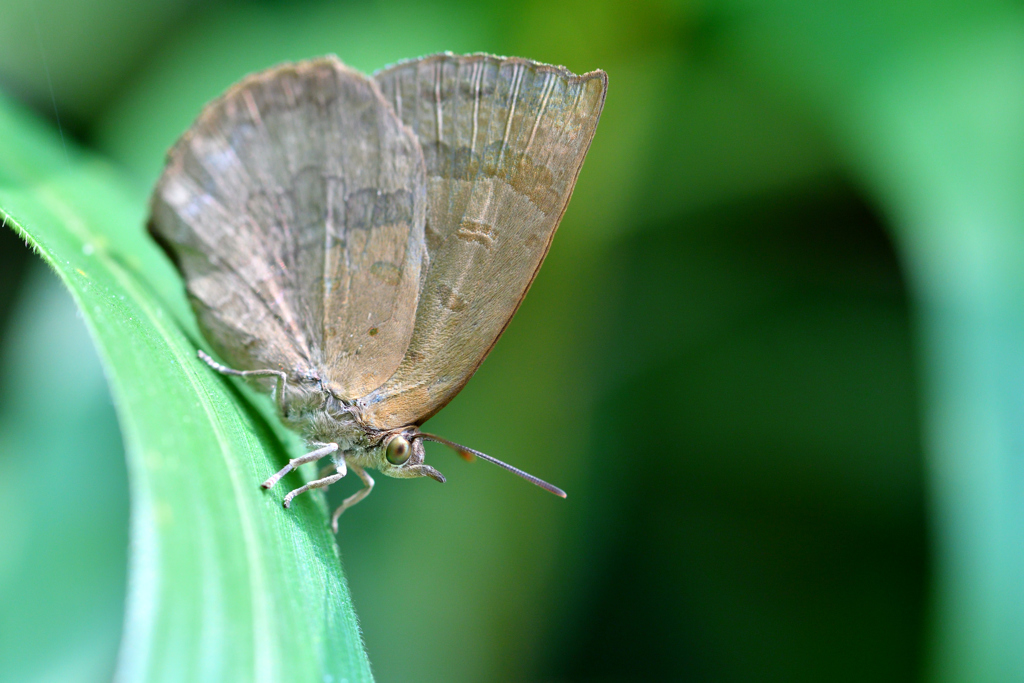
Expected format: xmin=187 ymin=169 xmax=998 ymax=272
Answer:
xmin=415 ymin=432 xmax=567 ymax=498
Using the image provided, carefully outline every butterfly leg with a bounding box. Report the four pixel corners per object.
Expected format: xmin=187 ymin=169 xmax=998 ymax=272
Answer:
xmin=262 ymin=442 xmax=338 ymax=489
xmin=282 ymin=469 xmax=346 ymax=508
xmin=318 ymin=456 xmax=347 ymax=480
xmin=331 ymin=463 xmax=374 ymax=533
xmin=198 ymin=349 xmax=290 ymax=414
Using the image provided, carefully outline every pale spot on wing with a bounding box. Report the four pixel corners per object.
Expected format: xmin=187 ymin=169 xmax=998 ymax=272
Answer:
xmin=455 ymin=219 xmax=496 ymax=248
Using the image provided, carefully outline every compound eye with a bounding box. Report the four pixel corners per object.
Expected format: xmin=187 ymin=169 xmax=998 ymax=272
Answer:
xmin=386 ymin=435 xmax=411 ymax=466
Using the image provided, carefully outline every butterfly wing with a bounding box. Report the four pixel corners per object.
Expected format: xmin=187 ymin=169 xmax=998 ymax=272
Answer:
xmin=149 ymin=57 xmax=427 ymax=398
xmin=362 ymin=53 xmax=607 ymax=428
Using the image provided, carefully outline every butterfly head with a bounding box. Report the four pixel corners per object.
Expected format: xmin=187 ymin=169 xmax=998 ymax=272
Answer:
xmin=373 ymin=430 xmax=567 ymax=498
xmin=376 ymin=430 xmax=446 ymax=483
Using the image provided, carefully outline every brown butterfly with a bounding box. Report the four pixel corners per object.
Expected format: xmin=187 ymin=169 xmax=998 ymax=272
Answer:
xmin=149 ymin=53 xmax=607 ymax=531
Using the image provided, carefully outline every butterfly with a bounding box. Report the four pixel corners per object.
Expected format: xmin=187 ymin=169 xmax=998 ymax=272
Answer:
xmin=148 ymin=53 xmax=607 ymax=531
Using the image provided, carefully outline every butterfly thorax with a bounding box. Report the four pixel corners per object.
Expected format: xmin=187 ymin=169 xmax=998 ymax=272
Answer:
xmin=279 ymin=382 xmax=375 ymax=454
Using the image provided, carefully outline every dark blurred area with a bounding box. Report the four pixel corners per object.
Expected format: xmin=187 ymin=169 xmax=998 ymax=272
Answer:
xmin=4 ymin=0 xmax=1024 ymax=681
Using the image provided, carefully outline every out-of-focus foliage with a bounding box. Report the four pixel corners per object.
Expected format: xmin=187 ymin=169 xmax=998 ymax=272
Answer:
xmin=0 ymin=254 xmax=127 ymax=683
xmin=2 ymin=0 xmax=1023 ymax=681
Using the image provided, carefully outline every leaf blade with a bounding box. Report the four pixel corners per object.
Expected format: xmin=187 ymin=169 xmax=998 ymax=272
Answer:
xmin=0 ymin=94 xmax=373 ymax=683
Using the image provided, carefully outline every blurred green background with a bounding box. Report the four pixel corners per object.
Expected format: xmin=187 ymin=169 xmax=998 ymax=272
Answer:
xmin=3 ymin=0 xmax=1024 ymax=681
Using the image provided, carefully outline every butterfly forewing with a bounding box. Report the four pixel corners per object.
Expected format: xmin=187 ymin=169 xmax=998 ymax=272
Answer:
xmin=150 ymin=57 xmax=427 ymax=398
xmin=364 ymin=54 xmax=607 ymax=428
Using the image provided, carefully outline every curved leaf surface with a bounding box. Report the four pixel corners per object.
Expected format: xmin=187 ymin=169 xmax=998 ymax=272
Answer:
xmin=0 ymin=94 xmax=373 ymax=683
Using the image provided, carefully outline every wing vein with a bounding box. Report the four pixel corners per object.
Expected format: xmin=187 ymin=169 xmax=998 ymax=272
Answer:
xmin=434 ymin=61 xmax=443 ymax=145
xmin=471 ymin=60 xmax=482 ymax=156
xmin=213 ymin=250 xmax=310 ymax=363
xmin=498 ymin=64 xmax=524 ymax=168
xmin=524 ymin=72 xmax=555 ymax=158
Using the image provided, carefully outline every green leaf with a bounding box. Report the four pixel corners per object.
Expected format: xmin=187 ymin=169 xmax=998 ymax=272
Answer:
xmin=0 ymin=94 xmax=373 ymax=682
